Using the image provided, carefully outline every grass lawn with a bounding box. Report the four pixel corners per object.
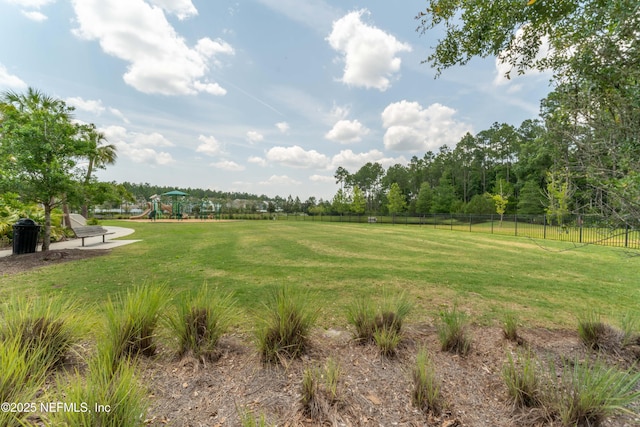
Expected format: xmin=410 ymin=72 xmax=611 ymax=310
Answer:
xmin=1 ymin=220 xmax=638 ymax=329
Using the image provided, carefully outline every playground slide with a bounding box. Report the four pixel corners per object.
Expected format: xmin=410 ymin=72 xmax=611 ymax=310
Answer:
xmin=130 ymin=207 xmax=152 ymax=220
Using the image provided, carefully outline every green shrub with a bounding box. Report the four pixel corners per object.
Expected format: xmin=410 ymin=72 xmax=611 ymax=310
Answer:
xmin=412 ymin=346 xmax=443 ymax=415
xmin=1 ymin=295 xmax=84 ymax=370
xmin=437 ymin=306 xmax=472 ymax=355
xmin=165 ymin=285 xmax=236 ymax=362
xmin=255 ymin=286 xmax=318 ymax=364
xmin=0 ymin=336 xmax=48 ymax=427
xmin=53 ymin=350 xmax=148 ymax=427
xmin=103 ymin=283 xmax=169 ymax=367
xmin=502 ymin=349 xmax=541 ymax=408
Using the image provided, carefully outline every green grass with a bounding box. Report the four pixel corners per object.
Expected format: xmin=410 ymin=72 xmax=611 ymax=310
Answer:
xmin=0 ymin=220 xmax=638 ymax=329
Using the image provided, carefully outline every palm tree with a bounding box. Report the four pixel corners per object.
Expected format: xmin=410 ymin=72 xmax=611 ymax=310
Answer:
xmin=79 ymin=124 xmax=117 ymax=218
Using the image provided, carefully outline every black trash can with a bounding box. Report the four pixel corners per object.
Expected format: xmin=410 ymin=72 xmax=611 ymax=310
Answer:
xmin=12 ymin=218 xmax=41 ymax=255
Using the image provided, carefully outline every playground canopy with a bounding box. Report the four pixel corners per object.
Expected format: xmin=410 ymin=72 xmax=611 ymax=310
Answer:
xmin=162 ymin=190 xmax=189 ymax=197
xmin=162 ymin=190 xmax=189 ymax=218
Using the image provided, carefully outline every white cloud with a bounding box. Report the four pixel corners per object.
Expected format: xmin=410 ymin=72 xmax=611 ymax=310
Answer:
xmin=248 ymin=156 xmax=267 ymax=167
xmin=70 ymin=0 xmax=234 ymax=96
xmin=6 ymin=0 xmax=54 ymax=7
xmin=148 ymin=0 xmax=198 ymax=20
xmin=254 ymin=0 xmax=338 ymax=33
xmin=246 ymin=131 xmax=264 ymax=143
xmin=381 ymin=101 xmax=472 ymax=152
xmin=260 ymin=175 xmax=301 ymax=186
xmin=493 ymin=27 xmax=551 ymax=87
xmin=196 ymin=135 xmax=223 ymax=156
xmin=329 ymin=103 xmax=350 ymax=120
xmin=8 ymin=0 xmax=55 ymax=22
xmin=66 ymin=96 xmax=106 ymax=115
xmin=327 ymin=9 xmax=412 ymax=91
xmin=325 ymin=119 xmax=369 ymax=144
xmin=309 ymin=174 xmax=334 ymax=183
xmin=101 ymin=125 xmax=174 ymax=165
xmin=21 ymin=10 xmax=47 ymax=21
xmin=211 ymin=160 xmax=245 ymax=171
xmin=108 ymin=107 xmax=130 ymax=124
xmin=0 ymin=64 xmax=27 ymax=90
xmin=266 ymin=146 xmax=330 ymax=169
xmin=275 ymin=122 xmax=290 ymax=133
xmin=329 ymin=149 xmax=404 ymax=171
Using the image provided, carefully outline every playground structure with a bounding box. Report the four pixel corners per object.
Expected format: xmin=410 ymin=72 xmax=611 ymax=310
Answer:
xmin=129 ymin=193 xmax=180 ymax=220
xmin=128 ymin=191 xmax=229 ymax=220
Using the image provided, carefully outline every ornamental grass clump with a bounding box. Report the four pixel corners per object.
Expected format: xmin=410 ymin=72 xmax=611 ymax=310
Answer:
xmin=0 ymin=336 xmax=48 ymax=427
xmin=1 ymin=295 xmax=84 ymax=370
xmin=502 ymin=311 xmax=520 ymax=342
xmin=256 ymin=285 xmax=318 ymax=364
xmin=547 ymin=358 xmax=640 ymax=427
xmin=300 ymin=358 xmax=343 ymax=421
xmin=437 ymin=305 xmax=472 ymax=356
xmin=165 ymin=285 xmax=236 ymax=362
xmin=577 ymin=311 xmax=620 ymax=352
xmin=103 ymin=283 xmax=169 ymax=367
xmin=412 ymin=346 xmax=443 ymax=416
xmin=54 ymin=349 xmax=148 ymax=427
xmin=502 ymin=349 xmax=541 ymax=408
xmin=346 ymin=291 xmax=411 ymax=356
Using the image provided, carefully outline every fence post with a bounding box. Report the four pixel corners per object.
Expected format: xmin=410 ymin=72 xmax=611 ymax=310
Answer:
xmin=515 ymin=214 xmax=518 ymax=236
xmin=543 ymin=215 xmax=547 ymax=239
xmin=450 ymin=214 xmax=453 ymax=230
xmin=469 ymin=215 xmax=472 ymax=232
xmin=625 ymin=224 xmax=629 ymax=248
xmin=491 ymin=214 xmax=494 ymax=234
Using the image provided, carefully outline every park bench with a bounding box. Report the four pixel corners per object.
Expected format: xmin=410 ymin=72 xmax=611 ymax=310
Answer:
xmin=71 ymin=225 xmax=115 ymax=247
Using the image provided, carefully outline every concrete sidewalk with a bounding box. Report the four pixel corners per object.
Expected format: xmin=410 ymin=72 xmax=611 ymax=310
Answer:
xmin=0 ymin=226 xmax=141 ymax=258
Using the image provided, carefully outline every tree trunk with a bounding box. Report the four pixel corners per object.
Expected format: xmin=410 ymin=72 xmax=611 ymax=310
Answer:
xmin=42 ymin=198 xmax=53 ymax=251
xmin=62 ymin=194 xmax=71 ymax=228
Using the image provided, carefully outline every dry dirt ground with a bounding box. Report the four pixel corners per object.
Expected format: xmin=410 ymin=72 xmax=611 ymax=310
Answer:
xmin=2 ymin=250 xmax=639 ymax=427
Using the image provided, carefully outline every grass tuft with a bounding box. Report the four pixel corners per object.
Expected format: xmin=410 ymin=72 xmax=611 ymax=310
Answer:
xmin=0 ymin=335 xmax=48 ymax=427
xmin=103 ymin=283 xmax=169 ymax=368
xmin=346 ymin=291 xmax=411 ymax=356
xmin=619 ymin=311 xmax=640 ymax=347
xmin=53 ymin=349 xmax=148 ymax=427
xmin=502 ymin=349 xmax=541 ymax=408
xmin=1 ymin=295 xmax=84 ymax=370
xmin=373 ymin=326 xmax=402 ymax=358
xmin=255 ymin=286 xmax=318 ymax=364
xmin=346 ymin=297 xmax=376 ymax=343
xmin=437 ymin=305 xmax=472 ymax=355
xmin=577 ymin=311 xmax=620 ymax=352
xmin=323 ymin=357 xmax=342 ymax=404
xmin=165 ymin=285 xmax=236 ymax=362
xmin=548 ymin=358 xmax=640 ymax=427
xmin=237 ymin=406 xmax=273 ymax=427
xmin=502 ymin=311 xmax=520 ymax=342
xmin=412 ymin=346 xmax=443 ymax=415
xmin=301 ymin=367 xmax=322 ymax=418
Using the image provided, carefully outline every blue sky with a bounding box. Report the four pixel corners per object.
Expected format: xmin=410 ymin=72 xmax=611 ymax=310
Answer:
xmin=0 ymin=0 xmax=551 ymax=201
